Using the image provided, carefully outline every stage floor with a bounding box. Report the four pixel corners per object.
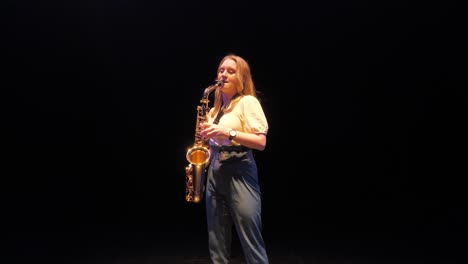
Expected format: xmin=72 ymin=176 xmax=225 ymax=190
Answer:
xmin=8 ymin=234 xmax=459 ymax=264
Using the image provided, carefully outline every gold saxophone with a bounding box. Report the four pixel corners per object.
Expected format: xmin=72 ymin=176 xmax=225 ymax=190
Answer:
xmin=185 ymin=80 xmax=222 ymax=203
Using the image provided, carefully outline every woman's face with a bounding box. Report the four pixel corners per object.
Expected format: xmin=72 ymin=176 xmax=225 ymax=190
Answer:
xmin=218 ymin=58 xmax=239 ymax=96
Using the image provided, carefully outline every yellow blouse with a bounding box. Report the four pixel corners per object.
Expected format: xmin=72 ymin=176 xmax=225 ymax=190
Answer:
xmin=207 ymin=95 xmax=268 ymax=147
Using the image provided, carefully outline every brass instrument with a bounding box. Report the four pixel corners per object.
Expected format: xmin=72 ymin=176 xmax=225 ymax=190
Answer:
xmin=185 ymin=80 xmax=223 ymax=203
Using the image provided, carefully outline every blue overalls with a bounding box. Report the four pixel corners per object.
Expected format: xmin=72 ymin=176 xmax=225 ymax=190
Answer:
xmin=205 ymin=145 xmax=269 ymax=264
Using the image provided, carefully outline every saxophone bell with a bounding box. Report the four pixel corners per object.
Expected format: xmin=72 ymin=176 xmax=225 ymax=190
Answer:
xmin=185 ymin=144 xmax=210 ymax=203
xmin=186 ymin=145 xmax=210 ymax=165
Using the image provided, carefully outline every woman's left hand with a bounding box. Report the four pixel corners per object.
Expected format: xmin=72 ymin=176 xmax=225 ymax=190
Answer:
xmin=201 ymin=123 xmax=228 ymax=140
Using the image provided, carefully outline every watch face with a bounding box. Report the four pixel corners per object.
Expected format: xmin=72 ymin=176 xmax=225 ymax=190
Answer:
xmin=229 ymin=129 xmax=236 ymax=140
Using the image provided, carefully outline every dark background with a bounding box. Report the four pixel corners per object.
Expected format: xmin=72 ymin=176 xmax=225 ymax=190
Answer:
xmin=3 ymin=1 xmax=465 ymax=263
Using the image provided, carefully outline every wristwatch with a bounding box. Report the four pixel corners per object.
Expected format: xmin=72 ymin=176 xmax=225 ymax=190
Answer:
xmin=228 ymin=129 xmax=237 ymax=141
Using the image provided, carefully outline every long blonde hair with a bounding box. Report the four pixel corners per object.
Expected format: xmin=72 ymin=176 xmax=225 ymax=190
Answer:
xmin=211 ymin=54 xmax=257 ymax=116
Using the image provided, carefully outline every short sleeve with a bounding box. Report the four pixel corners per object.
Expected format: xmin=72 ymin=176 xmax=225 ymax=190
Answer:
xmin=239 ymin=95 xmax=269 ymax=135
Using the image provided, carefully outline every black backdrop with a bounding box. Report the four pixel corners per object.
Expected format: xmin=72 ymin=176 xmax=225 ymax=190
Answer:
xmin=3 ymin=1 xmax=465 ymax=263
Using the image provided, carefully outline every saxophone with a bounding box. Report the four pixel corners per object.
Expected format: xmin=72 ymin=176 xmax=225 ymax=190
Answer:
xmin=185 ymin=80 xmax=223 ymax=203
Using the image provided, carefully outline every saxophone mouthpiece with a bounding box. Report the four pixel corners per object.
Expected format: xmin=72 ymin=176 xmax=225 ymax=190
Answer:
xmin=216 ymin=78 xmax=226 ymax=86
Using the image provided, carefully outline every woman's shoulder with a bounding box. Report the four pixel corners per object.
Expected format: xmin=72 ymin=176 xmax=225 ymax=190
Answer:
xmin=239 ymin=95 xmax=260 ymax=104
xmin=236 ymin=95 xmax=264 ymax=112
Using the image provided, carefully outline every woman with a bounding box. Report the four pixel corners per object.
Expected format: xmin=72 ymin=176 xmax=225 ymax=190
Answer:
xmin=201 ymin=54 xmax=269 ymax=264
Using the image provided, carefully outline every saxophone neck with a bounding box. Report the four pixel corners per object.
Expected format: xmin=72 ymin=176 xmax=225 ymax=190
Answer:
xmin=203 ymin=79 xmax=224 ymax=96
xmin=203 ymin=86 xmax=216 ymax=98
